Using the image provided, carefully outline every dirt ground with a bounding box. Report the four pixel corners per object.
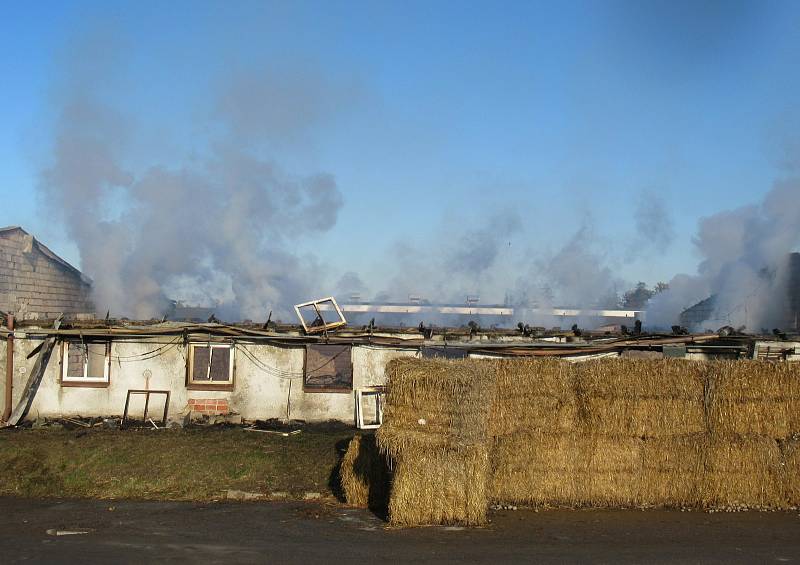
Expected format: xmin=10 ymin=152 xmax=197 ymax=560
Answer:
xmin=1 ymin=498 xmax=799 ymax=564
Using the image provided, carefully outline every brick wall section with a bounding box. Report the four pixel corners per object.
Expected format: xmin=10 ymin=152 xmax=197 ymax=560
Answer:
xmin=188 ymin=398 xmax=230 ymax=415
xmin=0 ymin=228 xmax=94 ymax=319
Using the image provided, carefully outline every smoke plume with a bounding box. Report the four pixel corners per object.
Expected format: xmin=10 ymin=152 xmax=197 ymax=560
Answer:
xmin=39 ymin=34 xmax=344 ymax=321
xmin=647 ymin=179 xmax=800 ymax=330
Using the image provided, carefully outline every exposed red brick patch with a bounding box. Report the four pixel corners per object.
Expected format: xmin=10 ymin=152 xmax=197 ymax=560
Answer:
xmin=188 ymin=398 xmax=229 ymax=415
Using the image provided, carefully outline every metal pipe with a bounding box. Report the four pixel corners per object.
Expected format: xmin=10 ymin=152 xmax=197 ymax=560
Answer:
xmin=3 ymin=314 xmax=14 ymax=423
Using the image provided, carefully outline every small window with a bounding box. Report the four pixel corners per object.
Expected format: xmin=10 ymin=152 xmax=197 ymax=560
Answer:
xmin=304 ymin=344 xmax=353 ymax=392
xmin=188 ymin=343 xmax=234 ymax=388
xmin=61 ymin=341 xmax=111 ymax=386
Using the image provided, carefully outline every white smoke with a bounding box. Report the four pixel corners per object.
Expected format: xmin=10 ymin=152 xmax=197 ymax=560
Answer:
xmin=38 ymin=33 xmax=345 ymax=321
xmin=647 ymin=179 xmax=800 ymax=330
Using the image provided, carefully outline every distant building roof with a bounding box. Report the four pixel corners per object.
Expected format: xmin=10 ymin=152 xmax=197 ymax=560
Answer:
xmin=0 ymin=226 xmax=86 ymax=280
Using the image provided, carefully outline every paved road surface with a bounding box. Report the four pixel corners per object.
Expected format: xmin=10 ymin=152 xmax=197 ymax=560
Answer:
xmin=1 ymin=498 xmax=799 ymax=563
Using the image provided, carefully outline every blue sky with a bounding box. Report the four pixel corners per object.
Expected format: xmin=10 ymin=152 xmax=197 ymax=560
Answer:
xmin=3 ymin=0 xmax=800 ymax=301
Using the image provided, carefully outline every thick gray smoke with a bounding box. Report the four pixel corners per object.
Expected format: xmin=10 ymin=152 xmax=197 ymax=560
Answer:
xmin=647 ymin=179 xmax=800 ymax=330
xmin=39 ymin=36 xmax=344 ymax=321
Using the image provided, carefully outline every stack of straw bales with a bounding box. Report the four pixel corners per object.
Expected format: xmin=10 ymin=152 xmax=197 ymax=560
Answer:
xmin=376 ymin=358 xmax=494 ymax=525
xmin=490 ymin=359 xmax=580 ymax=505
xmin=370 ymin=356 xmax=800 ymax=526
xmin=701 ymin=361 xmax=800 ymax=508
xmin=491 ymin=359 xmax=709 ymax=507
xmin=571 ymin=359 xmax=707 ymax=508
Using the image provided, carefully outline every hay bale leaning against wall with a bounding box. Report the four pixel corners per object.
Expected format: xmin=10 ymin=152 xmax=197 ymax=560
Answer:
xmin=376 ymin=358 xmax=494 ymax=526
xmin=340 ymin=434 xmax=391 ymax=511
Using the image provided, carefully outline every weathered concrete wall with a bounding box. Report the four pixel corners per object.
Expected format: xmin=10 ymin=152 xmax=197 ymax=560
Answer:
xmin=11 ymin=337 xmax=418 ymax=424
xmin=754 ymin=340 xmax=800 ymax=362
xmin=0 ymin=228 xmax=94 ymax=320
xmin=0 ymin=337 xmax=6 ymax=416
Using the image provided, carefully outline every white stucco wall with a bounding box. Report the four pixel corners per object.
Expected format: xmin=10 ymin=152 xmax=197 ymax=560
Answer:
xmin=9 ymin=336 xmax=418 ymax=424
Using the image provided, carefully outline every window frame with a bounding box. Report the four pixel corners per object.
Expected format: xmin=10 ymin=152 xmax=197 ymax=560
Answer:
xmin=186 ymin=342 xmax=235 ymax=391
xmin=60 ymin=340 xmax=111 ymax=388
xmin=303 ymin=344 xmax=353 ymax=393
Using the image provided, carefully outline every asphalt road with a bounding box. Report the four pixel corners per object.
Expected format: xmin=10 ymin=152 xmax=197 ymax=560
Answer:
xmin=1 ymin=498 xmax=799 ymax=564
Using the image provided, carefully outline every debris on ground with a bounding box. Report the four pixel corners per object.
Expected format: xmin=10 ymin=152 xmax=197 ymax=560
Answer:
xmin=46 ymin=529 xmax=93 ymax=536
xmin=225 ymin=489 xmax=266 ymax=501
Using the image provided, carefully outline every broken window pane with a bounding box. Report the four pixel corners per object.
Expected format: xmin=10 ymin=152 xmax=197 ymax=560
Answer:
xmin=192 ymin=346 xmax=211 ymax=381
xmin=86 ymin=343 xmax=107 ymax=378
xmin=294 ymin=297 xmax=347 ymax=334
xmin=209 ymin=347 xmax=231 ymax=381
xmin=66 ymin=343 xmax=84 ymax=378
xmin=304 ymin=345 xmax=352 ymax=391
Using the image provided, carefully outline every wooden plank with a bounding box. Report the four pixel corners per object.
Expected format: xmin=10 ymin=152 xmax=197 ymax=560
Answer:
xmin=7 ymin=337 xmax=56 ymax=426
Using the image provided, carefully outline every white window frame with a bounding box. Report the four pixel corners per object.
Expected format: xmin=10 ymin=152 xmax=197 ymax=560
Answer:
xmin=61 ymin=341 xmax=111 ymax=384
xmin=187 ymin=343 xmax=235 ymax=386
xmin=354 ymin=387 xmax=384 ymax=430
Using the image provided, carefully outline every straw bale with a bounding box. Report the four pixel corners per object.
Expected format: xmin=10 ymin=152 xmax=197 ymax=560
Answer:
xmin=490 ymin=358 xmax=577 ymax=436
xmin=573 ymin=359 xmax=706 ymax=438
xmin=574 ymin=359 xmax=707 ymax=399
xmin=493 ymin=358 xmax=574 ymax=397
xmin=699 ymin=434 xmax=786 ymax=509
xmin=781 ymin=438 xmax=800 ymax=506
xmin=388 ymin=445 xmax=490 ymax=526
xmin=379 ymin=358 xmax=494 ymax=457
xmin=374 ymin=426 xmax=457 ymax=460
xmin=491 ymin=432 xmax=641 ymax=507
xmin=575 ymin=435 xmax=642 ymax=506
xmin=340 ymin=434 xmax=391 ymax=510
xmin=707 ymin=361 xmax=800 ymax=438
xmin=639 ymin=434 xmax=704 ymax=506
xmin=490 ymin=395 xmax=578 ymax=436
xmin=490 ymin=432 xmax=578 ymax=505
xmin=580 ymin=397 xmax=706 ymax=437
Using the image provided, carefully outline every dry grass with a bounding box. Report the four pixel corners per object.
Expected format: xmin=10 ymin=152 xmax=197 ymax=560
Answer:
xmin=491 ymin=432 xmax=578 ymax=505
xmin=377 ymin=358 xmax=495 ymax=525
